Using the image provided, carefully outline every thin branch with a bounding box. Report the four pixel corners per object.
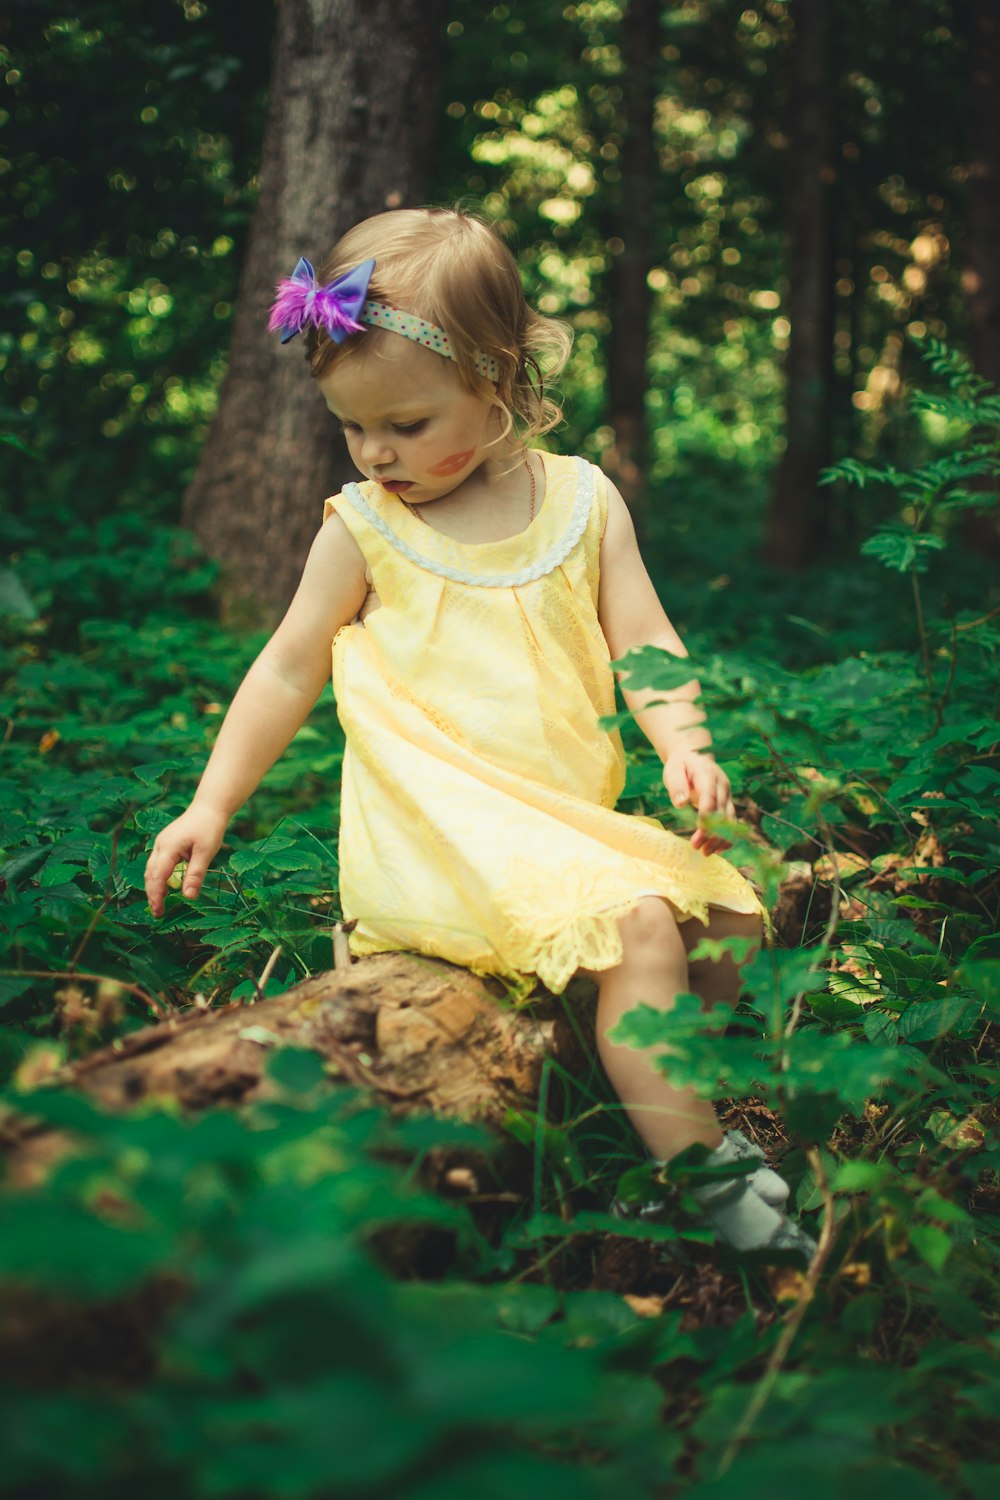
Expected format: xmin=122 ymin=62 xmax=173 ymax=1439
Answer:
xmin=953 ymin=604 xmax=1000 ymax=631
xmin=910 ymin=567 xmax=934 ymax=693
xmin=254 ymin=944 xmax=283 ymax=999
xmin=715 ymin=1147 xmax=838 ymax=1478
xmin=3 ymin=968 xmax=167 ymax=1021
xmin=332 ymin=921 xmax=356 ymax=972
xmin=751 ymin=728 xmax=842 ymax=1037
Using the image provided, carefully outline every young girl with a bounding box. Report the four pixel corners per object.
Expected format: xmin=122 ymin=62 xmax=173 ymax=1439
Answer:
xmin=145 ymin=207 xmax=815 ymax=1260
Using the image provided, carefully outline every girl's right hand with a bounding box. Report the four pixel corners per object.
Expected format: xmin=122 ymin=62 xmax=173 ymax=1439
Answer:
xmin=144 ymin=803 xmax=228 ymax=918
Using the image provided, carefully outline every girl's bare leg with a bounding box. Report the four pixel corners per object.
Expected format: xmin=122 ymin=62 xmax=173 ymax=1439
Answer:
xmin=593 ymin=898 xmax=763 ymax=1163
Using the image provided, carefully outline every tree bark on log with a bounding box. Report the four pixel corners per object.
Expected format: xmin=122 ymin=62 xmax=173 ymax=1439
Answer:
xmin=762 ymin=0 xmax=835 ymax=570
xmin=181 ymin=0 xmax=447 ymax=623
xmin=2 ymin=955 xmax=594 ymax=1190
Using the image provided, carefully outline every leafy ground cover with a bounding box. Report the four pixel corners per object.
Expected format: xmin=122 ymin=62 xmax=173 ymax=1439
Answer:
xmin=0 ymin=342 xmax=998 ymax=1496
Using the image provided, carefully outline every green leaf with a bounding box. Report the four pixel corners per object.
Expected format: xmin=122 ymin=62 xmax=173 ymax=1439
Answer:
xmin=0 ymin=433 xmax=42 ymax=461
xmin=0 ymin=976 xmax=34 ymax=1008
xmin=265 ymin=1047 xmax=327 ymax=1095
xmin=192 ymin=924 xmax=254 ymax=949
xmin=861 ymin=526 xmax=946 ymax=574
xmin=493 ymin=1283 xmax=562 ymax=1335
xmin=832 ymin=1160 xmax=893 ymax=1194
xmin=687 ymin=936 xmax=761 ymax=966
xmin=513 ymin=1211 xmax=693 ymax=1246
xmin=743 ymin=946 xmax=824 ymax=1008
xmin=131 ymin=759 xmax=187 ymax=786
xmin=908 ymin=1221 xmax=952 ymax=1272
xmin=262 ymin=847 xmax=324 ymax=873
xmin=819 ymin=456 xmax=879 ymax=489
xmin=863 ymin=1011 xmax=899 ymax=1046
xmin=897 ymin=996 xmax=981 ymax=1042
xmin=0 ymin=565 xmax=37 ymax=620
xmin=228 ymin=848 xmax=267 ymax=875
xmin=609 ymin=644 xmax=704 ymax=694
xmin=915 ymin=1186 xmax=971 ymax=1227
xmin=783 ymin=1091 xmax=844 ymax=1145
xmin=0 ymin=1194 xmax=174 ymax=1295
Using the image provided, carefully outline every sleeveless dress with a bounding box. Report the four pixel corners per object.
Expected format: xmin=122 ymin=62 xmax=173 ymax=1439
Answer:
xmin=323 ymin=450 xmax=763 ymax=995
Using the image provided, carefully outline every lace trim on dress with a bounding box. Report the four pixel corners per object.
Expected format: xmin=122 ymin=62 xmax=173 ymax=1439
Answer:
xmin=491 ymin=858 xmax=762 ymax=995
xmin=346 ymin=899 xmax=706 ymax=996
xmin=340 ymin=456 xmax=595 ymax=588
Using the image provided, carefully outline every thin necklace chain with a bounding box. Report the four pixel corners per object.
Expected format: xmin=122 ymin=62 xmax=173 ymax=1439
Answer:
xmin=402 ymin=453 xmax=535 ymax=527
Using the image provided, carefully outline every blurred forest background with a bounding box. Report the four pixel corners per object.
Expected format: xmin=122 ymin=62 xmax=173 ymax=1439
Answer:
xmin=1 ymin=6 xmax=1000 ymax=1496
xmin=4 ymin=0 xmax=998 ymax=606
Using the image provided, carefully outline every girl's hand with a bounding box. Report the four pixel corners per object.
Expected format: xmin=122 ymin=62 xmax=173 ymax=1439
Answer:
xmin=663 ymin=750 xmax=735 ymax=857
xmin=144 ymin=803 xmax=228 ymax=918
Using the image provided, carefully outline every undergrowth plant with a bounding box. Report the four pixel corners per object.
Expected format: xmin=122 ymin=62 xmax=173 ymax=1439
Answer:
xmin=0 ymin=515 xmax=348 ymax=1070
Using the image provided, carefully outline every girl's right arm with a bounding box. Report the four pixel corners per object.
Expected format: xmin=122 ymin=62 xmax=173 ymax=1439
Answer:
xmin=143 ymin=511 xmax=368 ymax=917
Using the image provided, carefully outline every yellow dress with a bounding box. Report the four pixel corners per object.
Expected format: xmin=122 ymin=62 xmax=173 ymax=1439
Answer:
xmin=324 ymin=450 xmax=763 ymax=994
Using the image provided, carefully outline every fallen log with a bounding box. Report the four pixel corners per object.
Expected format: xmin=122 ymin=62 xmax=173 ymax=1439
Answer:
xmin=1 ymin=954 xmax=596 ymax=1189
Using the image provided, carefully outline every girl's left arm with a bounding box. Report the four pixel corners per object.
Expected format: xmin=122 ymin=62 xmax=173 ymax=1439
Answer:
xmin=597 ymin=478 xmax=734 ymax=856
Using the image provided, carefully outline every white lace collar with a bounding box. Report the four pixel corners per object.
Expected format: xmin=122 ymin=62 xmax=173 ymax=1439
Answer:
xmin=340 ymin=456 xmax=594 ymax=589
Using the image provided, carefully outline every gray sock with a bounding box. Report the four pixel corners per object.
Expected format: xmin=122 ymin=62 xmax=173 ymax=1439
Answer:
xmin=721 ymin=1129 xmax=791 ymax=1208
xmin=692 ymin=1139 xmax=816 ymax=1259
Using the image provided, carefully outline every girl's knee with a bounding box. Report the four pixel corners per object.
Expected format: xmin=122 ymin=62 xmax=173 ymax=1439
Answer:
xmin=617 ymin=896 xmax=685 ymax=964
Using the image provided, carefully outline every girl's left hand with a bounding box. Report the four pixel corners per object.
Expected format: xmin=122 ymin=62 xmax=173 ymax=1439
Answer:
xmin=663 ymin=749 xmax=735 ymax=856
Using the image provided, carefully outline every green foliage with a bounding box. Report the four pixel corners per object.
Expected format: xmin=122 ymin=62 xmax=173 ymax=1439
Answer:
xmin=0 ymin=508 xmax=346 ymax=1045
xmin=2 ymin=0 xmax=273 ymax=525
xmin=602 ymin=342 xmax=1000 ymax=1414
xmin=0 ymin=1069 xmax=675 ymax=1497
xmin=5 ymin=0 xmax=977 ymax=544
xmin=437 ymin=0 xmax=972 ymax=505
xmin=823 ymin=341 xmax=1000 ymax=583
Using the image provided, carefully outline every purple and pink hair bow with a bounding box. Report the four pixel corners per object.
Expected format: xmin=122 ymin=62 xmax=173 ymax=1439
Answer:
xmin=267 ymin=256 xmax=375 ymax=345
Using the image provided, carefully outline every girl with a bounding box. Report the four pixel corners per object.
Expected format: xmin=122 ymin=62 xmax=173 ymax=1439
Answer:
xmin=145 ymin=207 xmax=815 ymax=1260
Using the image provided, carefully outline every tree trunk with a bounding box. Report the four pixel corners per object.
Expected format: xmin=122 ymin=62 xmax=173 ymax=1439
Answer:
xmin=182 ymin=0 xmax=447 ymax=623
xmin=762 ymin=0 xmax=835 ymax=569
xmin=603 ymin=0 xmax=658 ymax=532
xmin=956 ymin=0 xmax=1000 ymax=389
xmin=954 ymin=0 xmax=1000 ymax=556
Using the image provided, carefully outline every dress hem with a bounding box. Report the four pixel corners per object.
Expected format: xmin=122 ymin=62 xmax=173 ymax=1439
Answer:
xmin=346 ymin=885 xmax=767 ymax=998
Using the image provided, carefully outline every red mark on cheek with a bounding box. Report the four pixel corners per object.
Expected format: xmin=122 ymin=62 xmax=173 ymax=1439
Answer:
xmin=428 ymin=449 xmax=475 ymax=477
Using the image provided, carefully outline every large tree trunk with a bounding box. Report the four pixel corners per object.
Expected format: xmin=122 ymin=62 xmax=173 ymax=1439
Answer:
xmin=603 ymin=0 xmax=659 ymax=534
xmin=954 ymin=0 xmax=1000 ymax=556
xmin=762 ymin=0 xmax=835 ymax=570
xmin=182 ymin=0 xmax=447 ymax=622
xmin=956 ymin=0 xmax=1000 ymax=389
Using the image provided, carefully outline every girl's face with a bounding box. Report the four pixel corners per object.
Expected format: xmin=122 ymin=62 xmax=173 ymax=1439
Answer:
xmin=317 ymin=336 xmax=508 ymax=505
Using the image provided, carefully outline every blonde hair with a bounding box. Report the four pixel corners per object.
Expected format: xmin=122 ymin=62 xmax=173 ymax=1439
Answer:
xmin=304 ymin=207 xmax=572 ymax=440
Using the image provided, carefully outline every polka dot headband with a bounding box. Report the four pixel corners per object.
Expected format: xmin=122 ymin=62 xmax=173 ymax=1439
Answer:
xmin=268 ymin=255 xmax=501 ymax=383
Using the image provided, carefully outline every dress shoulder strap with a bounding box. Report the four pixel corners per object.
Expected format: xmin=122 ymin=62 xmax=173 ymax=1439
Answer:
xmin=321 ymin=487 xmax=389 ymax=563
xmin=588 ymin=461 xmax=610 ymax=541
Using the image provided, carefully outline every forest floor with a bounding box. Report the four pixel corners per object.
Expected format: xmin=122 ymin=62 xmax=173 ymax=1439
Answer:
xmin=2 ymin=394 xmax=999 ymax=1495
